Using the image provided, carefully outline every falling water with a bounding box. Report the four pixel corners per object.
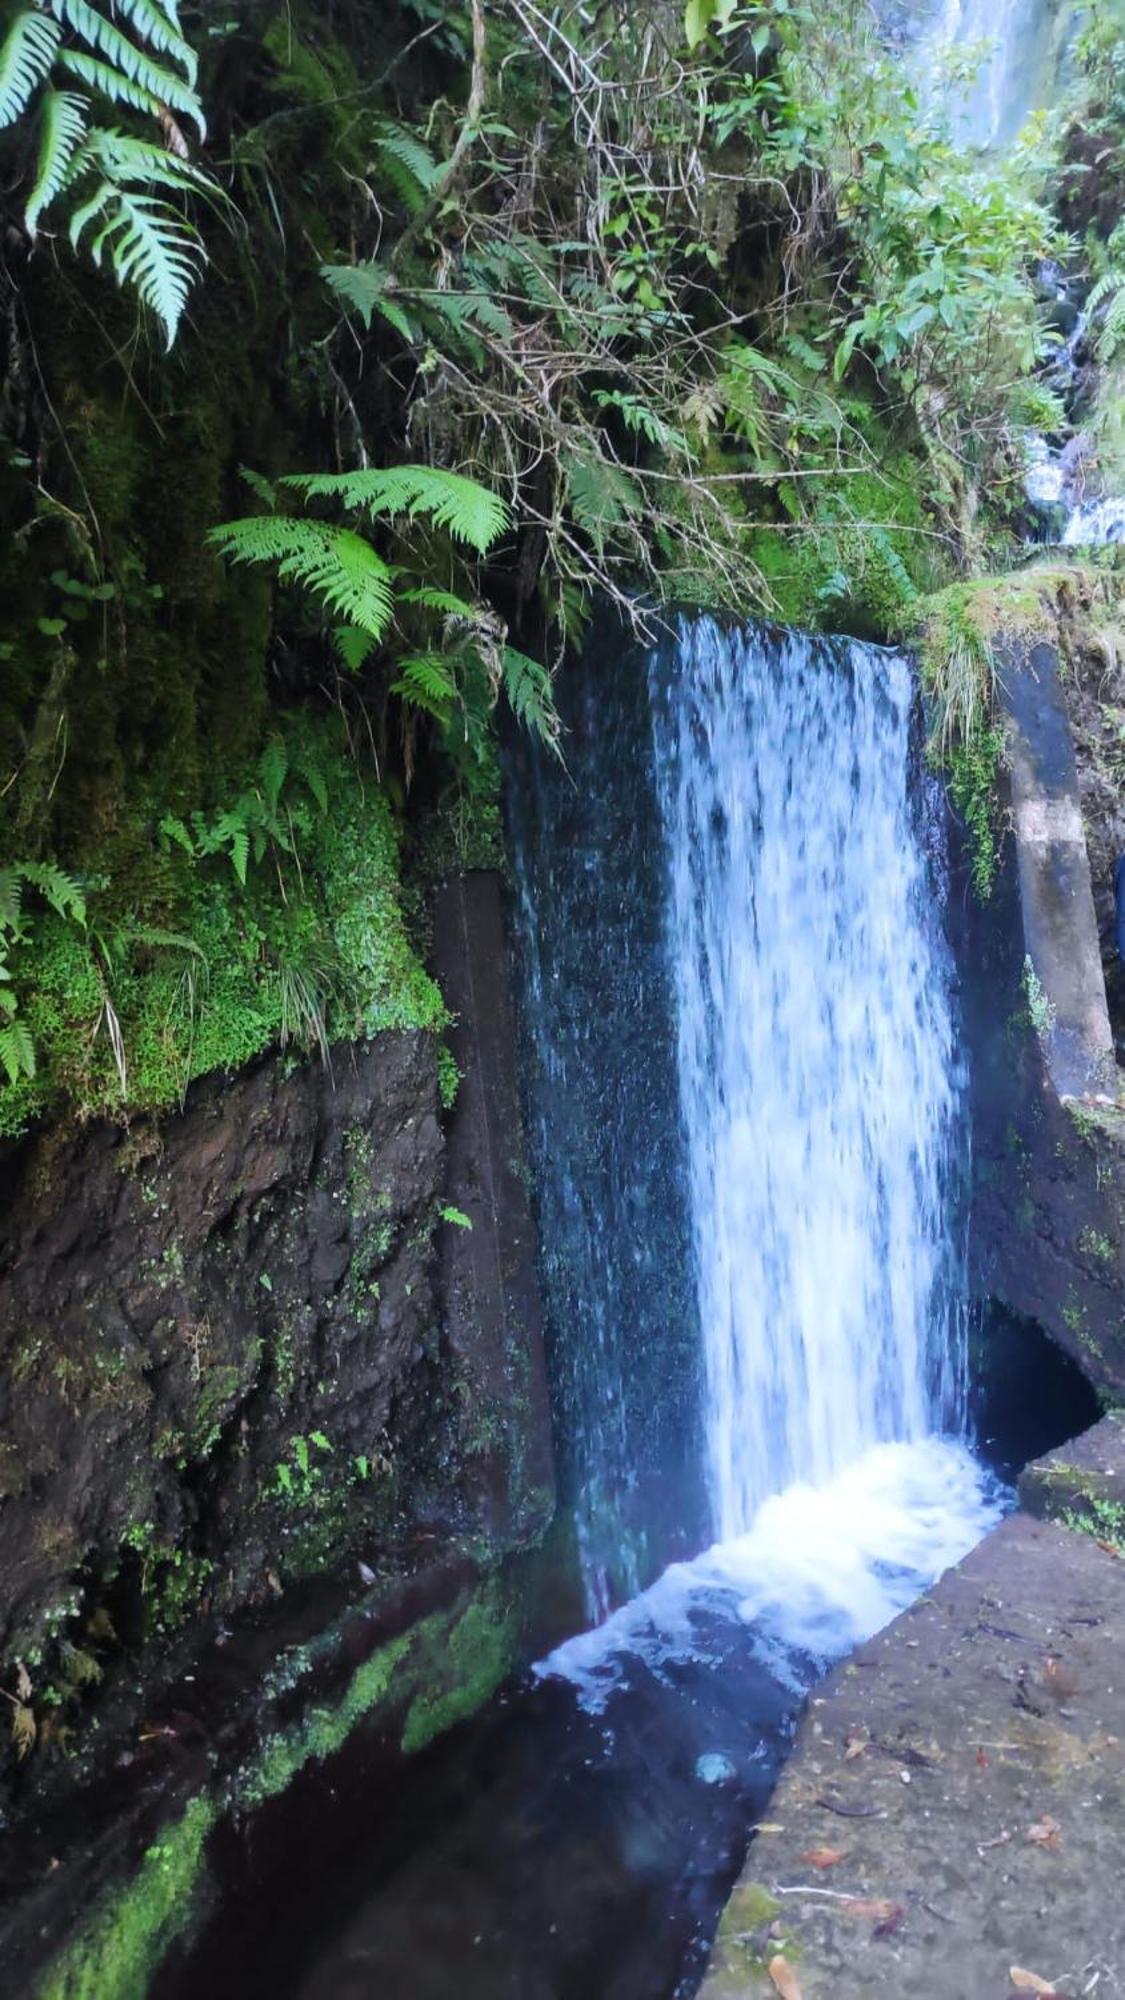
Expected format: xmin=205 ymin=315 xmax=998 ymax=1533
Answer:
xmin=889 ymin=0 xmax=1076 ymax=151
xmin=537 ymin=616 xmax=1000 ymax=1702
xmin=650 ymin=621 xmax=966 ymax=1541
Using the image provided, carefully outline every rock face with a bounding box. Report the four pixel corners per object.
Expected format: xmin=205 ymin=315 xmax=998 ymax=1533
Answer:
xmin=702 ymin=1504 xmax=1125 ymax=2000
xmin=0 ymin=1032 xmax=447 ymax=1666
xmin=952 ymin=638 xmax=1125 ymax=1396
xmin=0 ymin=866 xmax=553 ymax=1788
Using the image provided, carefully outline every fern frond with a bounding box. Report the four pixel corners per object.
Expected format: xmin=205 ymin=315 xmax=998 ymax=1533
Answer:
xmin=390 ymin=653 xmax=458 ymax=719
xmin=564 ymin=452 xmax=642 ymax=550
xmin=21 ymin=863 xmax=86 ymax=925
xmin=57 ymin=48 xmax=201 ymax=133
xmin=321 ymin=262 xmax=419 ymax=342
xmin=257 ymin=735 xmax=288 ymax=814
xmin=25 ymin=89 xmax=88 ymax=233
xmin=0 ymin=1019 xmax=36 ymax=1085
xmin=208 ymin=516 xmax=395 ymax=640
xmin=48 ymin=1 xmax=204 ymax=130
xmin=75 ymin=183 xmax=202 ymax=349
xmin=332 ymin=624 xmax=376 ymax=673
xmin=280 ymin=465 xmax=509 ymax=555
xmin=0 ymin=11 xmax=62 ymax=129
xmin=373 ymin=120 xmax=439 ymax=211
xmin=502 ymin=647 xmax=561 ymax=752
xmin=95 ymin=0 xmax=198 ymax=84
xmin=397 ymin=586 xmax=477 ymax=615
xmin=0 ymin=870 xmax=25 ymax=933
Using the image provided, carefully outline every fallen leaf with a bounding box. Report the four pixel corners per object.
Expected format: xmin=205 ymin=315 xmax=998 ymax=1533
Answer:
xmin=1025 ymin=1814 xmax=1062 ymax=1850
xmin=872 ymin=1904 xmax=907 ymax=1939
xmin=815 ymin=1794 xmax=885 ymax=1818
xmin=844 ymin=1733 xmax=867 ymax=1761
xmin=840 ymin=1897 xmax=900 ymax=1922
xmin=1009 ymin=1972 xmax=1058 ymax=1995
xmin=767 ymin=1957 xmax=803 ymax=2000
xmin=799 ymin=1846 xmax=847 ymax=1869
xmin=15 ymin=1661 xmax=31 ymax=1703
xmin=10 ymin=1702 xmax=35 ymax=1761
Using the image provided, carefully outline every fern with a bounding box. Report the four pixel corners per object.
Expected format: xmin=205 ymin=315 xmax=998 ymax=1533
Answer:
xmin=502 ymin=648 xmax=561 ymax=753
xmin=279 ymin=465 xmax=509 ymax=555
xmin=373 ymin=119 xmax=440 ymax=212
xmin=25 ymin=88 xmax=87 ymax=233
xmin=0 ymin=11 xmax=62 ymax=127
xmin=390 ymin=654 xmax=458 ymax=719
xmin=0 ymin=862 xmax=86 ymax=1092
xmin=321 ymin=262 xmax=420 ymax=343
xmin=0 ymin=0 xmax=212 ymax=344
xmin=207 ymin=517 xmax=395 ymax=640
xmin=1088 ymin=269 xmax=1125 ymax=363
xmin=0 ymin=1020 xmax=36 ymax=1086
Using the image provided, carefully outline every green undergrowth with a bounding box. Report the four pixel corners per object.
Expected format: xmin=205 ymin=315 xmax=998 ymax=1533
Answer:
xmin=0 ymin=716 xmax=446 ymax=1137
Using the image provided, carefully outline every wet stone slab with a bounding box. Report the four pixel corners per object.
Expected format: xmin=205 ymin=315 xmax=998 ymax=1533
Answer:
xmin=701 ymin=1510 xmax=1125 ymax=2000
xmin=1019 ymin=1410 xmax=1125 ymax=1527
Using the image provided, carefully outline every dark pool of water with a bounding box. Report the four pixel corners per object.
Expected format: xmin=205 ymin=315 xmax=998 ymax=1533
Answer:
xmin=156 ymin=1316 xmax=1098 ymax=2000
xmin=157 ymin=1603 xmax=798 ymax=2000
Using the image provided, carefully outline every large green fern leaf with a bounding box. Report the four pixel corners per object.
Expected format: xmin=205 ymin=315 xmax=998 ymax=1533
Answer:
xmin=98 ymin=0 xmax=197 ymax=85
xmin=58 ymin=47 xmax=201 ymax=131
xmin=75 ymin=184 xmax=202 ymax=348
xmin=48 ymin=0 xmax=204 ymax=129
xmin=0 ymin=1019 xmax=36 ymax=1086
xmin=281 ymin=465 xmax=509 ymax=555
xmin=0 ymin=10 xmax=62 ymax=128
xmin=208 ymin=517 xmax=395 ymax=640
xmin=321 ymin=262 xmax=419 ymax=342
xmin=25 ymin=88 xmax=88 ymax=232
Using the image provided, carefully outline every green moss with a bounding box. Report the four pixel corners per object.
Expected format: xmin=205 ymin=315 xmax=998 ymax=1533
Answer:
xmin=36 ymin=1794 xmax=216 ymax=2000
xmin=948 ymin=724 xmax=1005 ymax=899
xmin=0 ymin=719 xmax=448 ymax=1137
xmin=399 ymin=1580 xmax=518 ymax=1753
xmin=236 ymin=1629 xmax=414 ymax=1810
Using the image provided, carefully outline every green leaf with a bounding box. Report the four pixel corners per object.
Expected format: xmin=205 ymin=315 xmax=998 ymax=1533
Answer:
xmin=25 ymin=89 xmax=88 ymax=234
xmin=208 ymin=516 xmax=395 ymax=640
xmin=280 ymin=465 xmax=509 ymax=556
xmin=0 ymin=11 xmax=62 ymax=129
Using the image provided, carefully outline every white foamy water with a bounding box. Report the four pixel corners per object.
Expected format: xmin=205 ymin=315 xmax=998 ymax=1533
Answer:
xmin=538 ymin=1437 xmax=1005 ymax=1711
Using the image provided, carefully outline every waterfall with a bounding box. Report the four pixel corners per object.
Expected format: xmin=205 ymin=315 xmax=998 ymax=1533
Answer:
xmin=889 ymin=0 xmax=1075 ymax=151
xmin=650 ymin=621 xmax=966 ymax=1541
xmin=528 ymin=612 xmax=1002 ymax=1702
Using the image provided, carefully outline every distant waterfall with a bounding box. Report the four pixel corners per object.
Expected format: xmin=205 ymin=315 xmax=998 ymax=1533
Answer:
xmin=650 ymin=621 xmax=967 ymax=1541
xmin=885 ymin=0 xmax=1076 ymax=151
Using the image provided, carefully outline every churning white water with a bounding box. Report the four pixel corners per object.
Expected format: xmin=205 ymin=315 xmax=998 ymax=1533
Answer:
xmin=652 ymin=621 xmax=965 ymax=1539
xmin=539 ymin=618 xmax=1001 ymax=1702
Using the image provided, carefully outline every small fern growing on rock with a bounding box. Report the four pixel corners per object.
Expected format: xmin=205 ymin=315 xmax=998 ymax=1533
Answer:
xmin=0 ymin=862 xmax=86 ymax=1084
xmin=0 ymin=0 xmax=217 ymax=346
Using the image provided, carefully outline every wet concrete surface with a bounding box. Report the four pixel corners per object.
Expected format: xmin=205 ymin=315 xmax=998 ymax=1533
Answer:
xmin=703 ymin=1506 xmax=1125 ymax=1999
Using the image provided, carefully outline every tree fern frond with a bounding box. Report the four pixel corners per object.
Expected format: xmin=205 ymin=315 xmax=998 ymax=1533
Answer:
xmin=82 ymin=126 xmax=215 ymax=191
xmin=397 ymin=586 xmax=477 ymax=615
xmin=0 ymin=11 xmax=62 ymax=128
xmin=48 ymin=0 xmax=204 ymax=129
xmin=25 ymin=89 xmax=88 ymax=233
xmin=280 ymin=465 xmax=509 ymax=555
xmin=207 ymin=517 xmax=395 ymax=640
xmin=332 ymin=623 xmax=377 ymax=672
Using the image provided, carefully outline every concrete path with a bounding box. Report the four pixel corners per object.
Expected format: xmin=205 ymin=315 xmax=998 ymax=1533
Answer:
xmin=702 ymin=1501 xmax=1125 ymax=2000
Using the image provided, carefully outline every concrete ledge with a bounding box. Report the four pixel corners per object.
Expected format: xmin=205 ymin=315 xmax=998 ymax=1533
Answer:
xmin=701 ymin=1510 xmax=1125 ymax=2000
xmin=1000 ymin=638 xmax=1116 ymax=1102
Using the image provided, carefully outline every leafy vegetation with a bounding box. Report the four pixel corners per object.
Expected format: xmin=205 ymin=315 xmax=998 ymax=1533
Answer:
xmin=0 ymin=0 xmax=1123 ymax=1117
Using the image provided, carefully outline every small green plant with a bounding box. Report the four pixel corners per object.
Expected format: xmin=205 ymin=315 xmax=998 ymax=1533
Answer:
xmin=1061 ymin=1494 xmax=1125 ymax=1554
xmin=436 ymin=1044 xmax=461 ymax=1112
xmin=273 ymin=1431 xmax=333 ymax=1504
xmin=0 ymin=863 xmax=86 ymax=1083
xmin=1023 ymin=956 xmax=1056 ymax=1039
xmin=439 ymin=1205 xmax=473 ymax=1230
